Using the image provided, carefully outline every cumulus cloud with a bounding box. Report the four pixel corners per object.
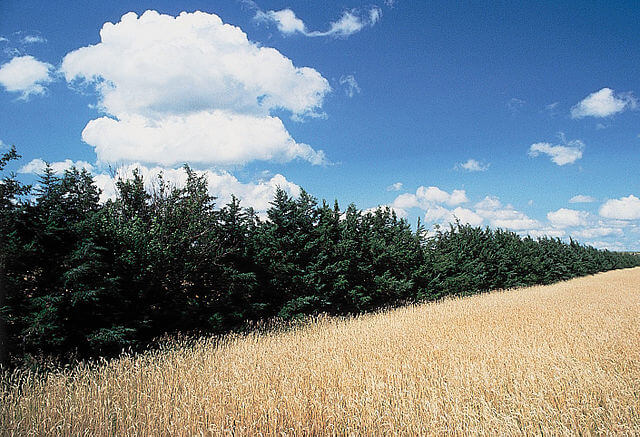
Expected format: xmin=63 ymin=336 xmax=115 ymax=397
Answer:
xmin=573 ymin=226 xmax=623 ymax=239
xmin=18 ymin=158 xmax=95 ymax=175
xmin=339 ymin=75 xmax=361 ymax=98
xmin=0 ymin=55 xmax=54 ymax=99
xmin=61 ymin=10 xmax=330 ymax=167
xmin=417 ymin=186 xmax=467 ymax=206
xmin=257 ymin=7 xmax=381 ymax=38
xmin=391 ymin=186 xmax=467 ymax=211
xmin=599 ymin=195 xmax=640 ymax=220
xmin=569 ymin=194 xmax=596 ymax=203
xmin=528 ymin=138 xmax=584 ymax=166
xmin=425 ymin=206 xmax=483 ymax=227
xmin=571 ymin=88 xmax=637 ymax=119
xmin=82 ymin=112 xmax=326 ymax=166
xmin=390 ymin=185 xmax=468 ymax=221
xmin=456 ymin=158 xmax=489 ymax=172
xmin=474 ymin=196 xmax=540 ymax=230
xmin=411 ymin=193 xmax=543 ymax=232
xmin=547 ymin=208 xmax=588 ymax=228
xmin=386 ymin=182 xmax=403 ymax=191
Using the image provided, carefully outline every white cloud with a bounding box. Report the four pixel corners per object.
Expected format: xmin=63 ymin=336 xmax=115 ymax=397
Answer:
xmin=21 ymin=35 xmax=46 ymax=44
xmin=392 ymin=193 xmax=418 ymax=209
xmin=18 ymin=158 xmax=94 ymax=175
xmin=418 ymin=186 xmax=468 ymax=206
xmin=569 ymin=194 xmax=596 ymax=203
xmin=528 ymin=139 xmax=584 ymax=166
xmin=369 ymin=8 xmax=382 ymax=25
xmin=474 ymin=196 xmax=501 ymax=210
xmin=257 ymin=7 xmax=381 ymax=38
xmin=456 ymin=158 xmax=489 ymax=172
xmin=0 ymin=37 xmax=8 ymax=43
xmin=392 ymin=186 xmax=468 ymax=210
xmin=93 ymin=163 xmax=301 ymax=210
xmin=573 ymin=226 xmax=623 ymax=239
xmin=256 ymin=9 xmax=306 ymax=34
xmin=390 ymin=185 xmax=469 ymax=225
xmin=571 ymin=88 xmax=637 ymax=119
xmin=82 ymin=112 xmax=326 ymax=167
xmin=61 ymin=10 xmax=330 ymax=167
xmin=584 ymin=240 xmax=627 ymax=251
xmin=474 ymin=196 xmax=540 ymax=230
xmin=386 ymin=182 xmax=403 ymax=191
xmin=426 ymin=206 xmax=483 ymax=227
xmin=339 ymin=75 xmax=361 ymax=98
xmin=547 ymin=208 xmax=588 ymax=228
xmin=523 ymin=228 xmax=566 ymax=239
xmin=0 ymin=55 xmax=54 ymax=99
xmin=599 ymin=195 xmax=640 ymax=220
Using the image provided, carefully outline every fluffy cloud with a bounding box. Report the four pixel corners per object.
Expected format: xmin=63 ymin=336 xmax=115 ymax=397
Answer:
xmin=425 ymin=206 xmax=483 ymax=227
xmin=599 ymin=195 xmax=640 ymax=220
xmin=257 ymin=7 xmax=381 ymax=38
xmin=474 ymin=197 xmax=540 ymax=230
xmin=528 ymin=139 xmax=584 ymax=166
xmin=419 ymin=186 xmax=467 ymax=206
xmin=257 ymin=9 xmax=306 ymax=34
xmin=571 ymin=88 xmax=637 ymax=119
xmin=0 ymin=55 xmax=54 ymax=99
xmin=94 ymin=164 xmax=301 ymax=210
xmin=547 ymin=208 xmax=588 ymax=228
xmin=61 ymin=10 xmax=330 ymax=167
xmin=19 ymin=158 xmax=94 ymax=174
xmin=389 ymin=185 xmax=468 ymax=222
xmin=573 ymin=226 xmax=623 ymax=239
xmin=456 ymin=158 xmax=489 ymax=172
xmin=339 ymin=75 xmax=361 ymax=98
xmin=82 ymin=112 xmax=326 ymax=166
xmin=569 ymin=194 xmax=596 ymax=203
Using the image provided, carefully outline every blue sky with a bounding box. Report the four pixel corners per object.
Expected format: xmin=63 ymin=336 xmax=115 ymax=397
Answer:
xmin=1 ymin=0 xmax=639 ymax=250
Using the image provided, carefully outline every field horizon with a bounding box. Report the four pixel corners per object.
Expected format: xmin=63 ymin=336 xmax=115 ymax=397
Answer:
xmin=3 ymin=267 xmax=640 ymax=435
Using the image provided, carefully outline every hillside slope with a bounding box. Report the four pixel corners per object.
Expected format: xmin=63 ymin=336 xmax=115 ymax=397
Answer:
xmin=3 ymin=267 xmax=640 ymax=435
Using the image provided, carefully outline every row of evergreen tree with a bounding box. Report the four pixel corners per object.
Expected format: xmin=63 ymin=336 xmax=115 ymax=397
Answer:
xmin=1 ymin=147 xmax=639 ymax=367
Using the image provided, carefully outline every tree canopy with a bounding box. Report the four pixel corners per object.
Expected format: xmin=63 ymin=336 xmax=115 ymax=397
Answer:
xmin=1 ymin=152 xmax=638 ymax=367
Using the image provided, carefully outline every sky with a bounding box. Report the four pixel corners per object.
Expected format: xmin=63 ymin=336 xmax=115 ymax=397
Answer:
xmin=0 ymin=0 xmax=639 ymax=250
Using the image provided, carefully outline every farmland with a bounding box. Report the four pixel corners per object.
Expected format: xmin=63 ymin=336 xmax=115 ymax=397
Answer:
xmin=3 ymin=267 xmax=640 ymax=435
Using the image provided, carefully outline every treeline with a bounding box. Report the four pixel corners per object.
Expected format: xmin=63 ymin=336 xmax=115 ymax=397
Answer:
xmin=1 ymin=147 xmax=639 ymax=367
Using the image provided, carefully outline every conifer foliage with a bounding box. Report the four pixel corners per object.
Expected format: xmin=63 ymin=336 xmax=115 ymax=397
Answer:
xmin=1 ymin=154 xmax=638 ymax=366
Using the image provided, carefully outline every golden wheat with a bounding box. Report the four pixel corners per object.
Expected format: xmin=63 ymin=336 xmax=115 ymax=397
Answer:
xmin=2 ymin=267 xmax=640 ymax=435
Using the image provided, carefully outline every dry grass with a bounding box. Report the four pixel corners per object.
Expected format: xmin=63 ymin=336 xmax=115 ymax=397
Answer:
xmin=2 ymin=268 xmax=640 ymax=435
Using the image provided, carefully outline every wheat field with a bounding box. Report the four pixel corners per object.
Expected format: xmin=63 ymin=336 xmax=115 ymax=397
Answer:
xmin=2 ymin=268 xmax=640 ymax=435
